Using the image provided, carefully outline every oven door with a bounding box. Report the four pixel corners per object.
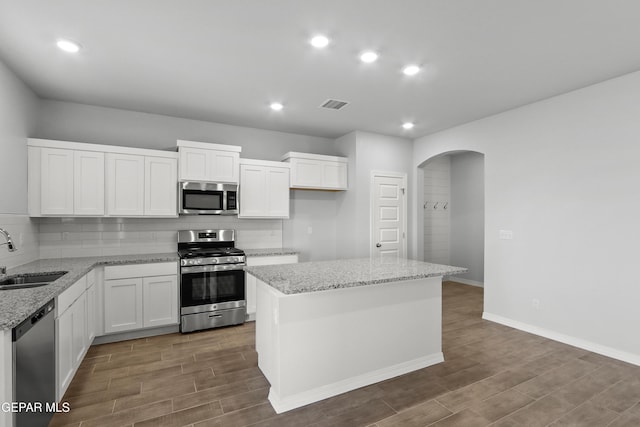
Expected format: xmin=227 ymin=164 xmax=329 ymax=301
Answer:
xmin=180 ymin=264 xmax=246 ymax=315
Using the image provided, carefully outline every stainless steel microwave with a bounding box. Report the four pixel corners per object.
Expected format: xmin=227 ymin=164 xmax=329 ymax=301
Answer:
xmin=179 ymin=182 xmax=238 ymax=215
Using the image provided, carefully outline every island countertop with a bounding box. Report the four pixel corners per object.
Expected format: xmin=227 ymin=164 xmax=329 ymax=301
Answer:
xmin=244 ymin=257 xmax=467 ymax=295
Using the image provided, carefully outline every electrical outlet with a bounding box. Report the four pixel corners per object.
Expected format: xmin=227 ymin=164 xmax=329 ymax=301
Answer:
xmin=499 ymin=230 xmax=513 ymax=240
xmin=307 ymin=226 xmax=313 ymax=235
xmin=532 ymin=298 xmax=540 ymax=310
xmin=62 ymin=232 xmax=70 ymax=241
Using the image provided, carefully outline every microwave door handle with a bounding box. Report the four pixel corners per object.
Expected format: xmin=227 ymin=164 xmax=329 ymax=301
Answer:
xmin=181 ymin=264 xmax=246 ymax=274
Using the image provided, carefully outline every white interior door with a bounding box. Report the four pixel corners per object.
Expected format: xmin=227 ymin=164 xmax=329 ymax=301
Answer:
xmin=371 ymin=172 xmax=407 ymax=260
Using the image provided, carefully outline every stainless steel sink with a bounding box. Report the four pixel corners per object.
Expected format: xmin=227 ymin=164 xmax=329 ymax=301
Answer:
xmin=0 ymin=272 xmax=67 ymax=290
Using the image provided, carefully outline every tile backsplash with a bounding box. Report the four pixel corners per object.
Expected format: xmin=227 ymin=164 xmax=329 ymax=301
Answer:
xmin=38 ymin=216 xmax=283 ymax=259
xmin=0 ymin=214 xmax=39 ymax=269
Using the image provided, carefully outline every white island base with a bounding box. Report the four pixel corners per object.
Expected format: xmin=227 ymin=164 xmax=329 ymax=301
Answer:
xmin=254 ymin=275 xmax=444 ymax=413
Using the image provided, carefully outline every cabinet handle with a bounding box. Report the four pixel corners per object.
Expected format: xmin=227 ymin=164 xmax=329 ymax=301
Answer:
xmin=376 ymin=243 xmax=382 ymax=248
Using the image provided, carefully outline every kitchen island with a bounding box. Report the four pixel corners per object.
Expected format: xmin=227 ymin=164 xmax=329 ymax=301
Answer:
xmin=244 ymin=257 xmax=466 ymax=413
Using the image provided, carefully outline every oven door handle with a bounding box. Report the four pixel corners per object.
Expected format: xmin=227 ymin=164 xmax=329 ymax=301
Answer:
xmin=181 ymin=264 xmax=246 ymax=274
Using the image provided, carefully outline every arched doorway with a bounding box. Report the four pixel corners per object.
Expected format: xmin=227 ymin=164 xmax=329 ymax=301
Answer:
xmin=418 ymin=151 xmax=485 ymax=287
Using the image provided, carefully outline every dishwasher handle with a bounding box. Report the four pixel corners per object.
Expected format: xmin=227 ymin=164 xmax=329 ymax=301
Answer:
xmin=12 ymin=299 xmax=55 ymax=342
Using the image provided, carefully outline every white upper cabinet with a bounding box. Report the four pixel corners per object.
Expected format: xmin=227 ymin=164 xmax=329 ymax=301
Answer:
xmin=30 ymin=146 xmax=105 ymax=216
xmin=239 ymin=159 xmax=290 ymax=218
xmin=145 ymin=156 xmax=178 ymax=216
xmin=177 ymin=140 xmax=241 ymax=183
xmin=281 ymin=152 xmax=348 ymax=190
xmin=28 ymin=139 xmax=177 ymax=217
xmin=40 ymin=147 xmax=74 ymax=215
xmin=106 ymin=153 xmax=145 ymax=216
xmin=74 ymin=150 xmax=105 ymax=215
xmin=179 ymin=146 xmax=209 ymax=181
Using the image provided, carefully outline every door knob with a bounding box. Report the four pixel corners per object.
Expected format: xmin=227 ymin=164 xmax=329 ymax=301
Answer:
xmin=376 ymin=243 xmax=382 ymax=248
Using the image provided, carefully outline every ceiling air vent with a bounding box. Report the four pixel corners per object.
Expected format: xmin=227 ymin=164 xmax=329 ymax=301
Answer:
xmin=320 ymin=99 xmax=349 ymax=110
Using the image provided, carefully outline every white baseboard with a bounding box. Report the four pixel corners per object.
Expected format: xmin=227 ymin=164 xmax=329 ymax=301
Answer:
xmin=483 ymin=312 xmax=640 ymax=367
xmin=268 ymin=352 xmax=444 ymax=414
xmin=448 ymin=277 xmax=484 ymax=288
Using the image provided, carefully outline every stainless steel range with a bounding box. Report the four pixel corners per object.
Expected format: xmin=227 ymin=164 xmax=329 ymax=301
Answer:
xmin=178 ymin=229 xmax=246 ymax=333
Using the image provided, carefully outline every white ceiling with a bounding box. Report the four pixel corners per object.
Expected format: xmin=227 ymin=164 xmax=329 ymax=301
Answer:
xmin=2 ymin=0 xmax=640 ymax=139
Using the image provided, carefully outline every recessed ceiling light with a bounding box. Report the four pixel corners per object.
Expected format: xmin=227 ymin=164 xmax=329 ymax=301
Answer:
xmin=310 ymin=35 xmax=330 ymax=48
xmin=360 ymin=51 xmax=378 ymax=63
xmin=270 ymin=102 xmax=284 ymax=111
xmin=56 ymin=39 xmax=81 ymax=53
xmin=402 ymin=65 xmax=421 ymax=76
xmin=402 ymin=122 xmax=415 ymax=130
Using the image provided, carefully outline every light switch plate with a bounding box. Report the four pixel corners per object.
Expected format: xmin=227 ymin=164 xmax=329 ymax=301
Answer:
xmin=499 ymin=230 xmax=513 ymax=240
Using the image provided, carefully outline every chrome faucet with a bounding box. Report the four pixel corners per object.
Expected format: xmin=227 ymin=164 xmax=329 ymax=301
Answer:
xmin=0 ymin=227 xmax=17 ymax=252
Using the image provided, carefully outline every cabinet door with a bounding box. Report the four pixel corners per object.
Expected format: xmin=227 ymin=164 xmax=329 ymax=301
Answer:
xmin=86 ymin=283 xmax=96 ymax=344
xmin=40 ymin=147 xmax=74 ymax=215
xmin=106 ymin=153 xmax=145 ymax=216
xmin=323 ymin=161 xmax=348 ymax=190
xmin=74 ymin=150 xmax=105 ymax=215
xmin=179 ymin=147 xmax=210 ymax=181
xmin=211 ymin=151 xmax=239 ymax=183
xmin=104 ymin=278 xmax=143 ymax=333
xmin=239 ymin=165 xmax=267 ymax=217
xmin=291 ymin=159 xmax=323 ymax=188
xmin=266 ymin=167 xmax=290 ymax=218
xmin=55 ymin=290 xmax=87 ymax=400
xmin=71 ymin=292 xmax=87 ymax=367
xmin=145 ymin=156 xmax=177 ymax=216
xmin=142 ymin=275 xmax=178 ymax=328
xmin=56 ymin=307 xmax=74 ymax=399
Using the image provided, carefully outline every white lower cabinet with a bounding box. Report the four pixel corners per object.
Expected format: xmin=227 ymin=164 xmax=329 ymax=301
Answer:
xmin=245 ymin=254 xmax=298 ymax=319
xmin=104 ymin=262 xmax=178 ymax=333
xmin=86 ymin=280 xmax=97 ymax=343
xmin=143 ymin=275 xmax=179 ymax=328
xmin=104 ymin=277 xmax=143 ymax=333
xmin=56 ymin=273 xmax=91 ymax=400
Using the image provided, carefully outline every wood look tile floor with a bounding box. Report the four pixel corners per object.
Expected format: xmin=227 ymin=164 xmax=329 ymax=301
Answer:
xmin=50 ymin=282 xmax=640 ymax=427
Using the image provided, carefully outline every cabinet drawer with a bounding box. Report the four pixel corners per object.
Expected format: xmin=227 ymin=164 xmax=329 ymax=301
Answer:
xmin=57 ymin=274 xmax=87 ymax=317
xmin=104 ymin=262 xmax=177 ymax=280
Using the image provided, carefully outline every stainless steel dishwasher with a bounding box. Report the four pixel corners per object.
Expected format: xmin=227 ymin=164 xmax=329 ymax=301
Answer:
xmin=12 ymin=299 xmax=56 ymax=427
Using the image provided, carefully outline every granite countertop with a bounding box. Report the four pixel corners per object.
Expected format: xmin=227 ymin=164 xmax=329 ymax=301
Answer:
xmin=244 ymin=257 xmax=467 ymax=295
xmin=242 ymin=248 xmax=299 ymax=257
xmin=0 ymin=253 xmax=179 ymax=330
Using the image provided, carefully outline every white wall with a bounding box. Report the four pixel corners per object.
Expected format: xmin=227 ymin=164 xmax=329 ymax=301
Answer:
xmin=422 ymin=156 xmax=451 ymax=265
xmin=0 ymin=59 xmax=40 ymax=268
xmin=0 ymin=60 xmax=38 ymax=213
xmin=283 ymin=190 xmax=338 ymax=262
xmin=413 ymin=70 xmax=640 ymax=363
xmin=335 ymin=131 xmax=413 ymax=258
xmin=450 ymin=152 xmax=484 ymax=284
xmin=334 ymin=132 xmax=358 ymax=259
xmin=35 ymin=100 xmax=336 ymax=159
xmin=33 ymin=100 xmax=339 ymax=260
